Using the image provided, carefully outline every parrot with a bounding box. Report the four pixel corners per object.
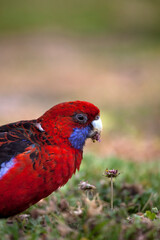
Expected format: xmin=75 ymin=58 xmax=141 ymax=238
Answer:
xmin=0 ymin=100 xmax=102 ymax=218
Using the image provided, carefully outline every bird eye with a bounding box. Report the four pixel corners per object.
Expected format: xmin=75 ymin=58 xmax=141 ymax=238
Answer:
xmin=95 ymin=115 xmax=100 ymax=120
xmin=74 ymin=113 xmax=88 ymax=124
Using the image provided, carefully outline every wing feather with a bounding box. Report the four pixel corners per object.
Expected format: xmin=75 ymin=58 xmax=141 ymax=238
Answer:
xmin=0 ymin=120 xmax=39 ymax=169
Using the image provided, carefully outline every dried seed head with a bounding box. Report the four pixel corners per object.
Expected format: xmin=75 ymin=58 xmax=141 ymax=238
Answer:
xmin=104 ymin=169 xmax=120 ymax=178
xmin=79 ymin=181 xmax=96 ymax=191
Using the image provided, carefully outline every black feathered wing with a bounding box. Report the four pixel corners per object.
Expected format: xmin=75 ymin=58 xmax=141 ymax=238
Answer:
xmin=0 ymin=121 xmax=39 ymax=175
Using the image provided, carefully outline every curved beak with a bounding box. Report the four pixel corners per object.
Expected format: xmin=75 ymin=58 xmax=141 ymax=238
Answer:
xmin=88 ymin=117 xmax=102 ymax=142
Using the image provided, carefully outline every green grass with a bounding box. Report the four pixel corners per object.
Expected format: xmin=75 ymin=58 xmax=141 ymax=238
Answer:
xmin=0 ymin=154 xmax=160 ymax=240
xmin=0 ymin=0 xmax=160 ymax=38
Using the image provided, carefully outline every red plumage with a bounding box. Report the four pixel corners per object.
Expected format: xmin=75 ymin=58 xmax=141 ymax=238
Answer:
xmin=0 ymin=101 xmax=101 ymax=217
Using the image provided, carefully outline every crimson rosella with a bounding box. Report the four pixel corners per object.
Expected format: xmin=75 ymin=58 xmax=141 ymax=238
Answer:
xmin=0 ymin=101 xmax=102 ymax=218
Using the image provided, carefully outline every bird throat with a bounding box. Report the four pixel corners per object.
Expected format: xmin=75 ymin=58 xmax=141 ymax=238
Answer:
xmin=69 ymin=125 xmax=91 ymax=150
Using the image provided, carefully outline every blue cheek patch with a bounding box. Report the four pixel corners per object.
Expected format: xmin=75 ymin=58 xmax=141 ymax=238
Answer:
xmin=69 ymin=126 xmax=91 ymax=150
xmin=0 ymin=158 xmax=15 ymax=180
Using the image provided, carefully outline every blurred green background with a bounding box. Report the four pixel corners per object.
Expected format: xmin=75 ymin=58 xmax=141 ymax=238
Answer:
xmin=0 ymin=0 xmax=160 ymax=160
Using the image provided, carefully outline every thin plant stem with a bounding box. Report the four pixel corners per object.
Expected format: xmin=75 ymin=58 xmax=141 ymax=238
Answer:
xmin=86 ymin=190 xmax=89 ymax=199
xmin=111 ymin=176 xmax=113 ymax=210
xmin=141 ymin=192 xmax=154 ymax=212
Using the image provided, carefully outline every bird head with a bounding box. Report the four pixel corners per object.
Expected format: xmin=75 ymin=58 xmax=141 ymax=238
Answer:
xmin=38 ymin=101 xmax=102 ymax=150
